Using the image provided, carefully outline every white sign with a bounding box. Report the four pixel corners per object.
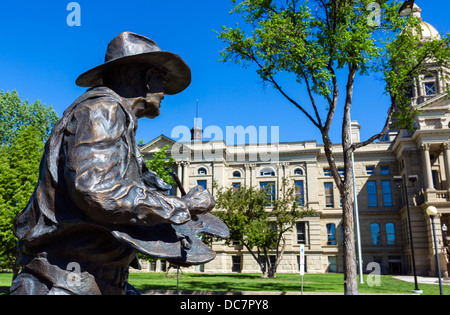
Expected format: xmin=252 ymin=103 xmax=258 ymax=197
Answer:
xmin=299 ymin=244 xmax=305 ymax=276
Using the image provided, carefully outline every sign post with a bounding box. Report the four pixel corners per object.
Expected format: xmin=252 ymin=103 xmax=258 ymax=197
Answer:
xmin=299 ymin=244 xmax=305 ymax=295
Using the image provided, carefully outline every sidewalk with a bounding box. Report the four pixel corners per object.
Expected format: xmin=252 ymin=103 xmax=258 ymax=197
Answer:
xmin=394 ymin=275 xmax=450 ymax=285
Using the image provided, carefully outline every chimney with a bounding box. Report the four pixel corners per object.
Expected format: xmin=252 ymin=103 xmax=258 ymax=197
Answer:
xmin=350 ymin=121 xmax=361 ymax=143
xmin=191 ymin=100 xmax=203 ymax=142
xmin=191 ymin=117 xmax=203 ymax=142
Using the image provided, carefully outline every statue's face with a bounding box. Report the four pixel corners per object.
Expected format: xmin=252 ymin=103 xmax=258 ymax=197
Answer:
xmin=125 ymin=67 xmax=166 ymax=119
xmin=141 ymin=68 xmax=166 ymax=119
xmin=104 ymin=65 xmax=166 ymax=119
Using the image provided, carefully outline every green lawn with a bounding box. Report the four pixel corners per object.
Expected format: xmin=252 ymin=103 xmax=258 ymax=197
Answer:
xmin=1 ymin=272 xmax=448 ymax=295
xmin=129 ymin=272 xmax=449 ymax=295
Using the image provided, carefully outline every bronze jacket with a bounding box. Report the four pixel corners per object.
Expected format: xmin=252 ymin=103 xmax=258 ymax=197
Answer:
xmin=12 ymin=87 xmax=192 ymax=294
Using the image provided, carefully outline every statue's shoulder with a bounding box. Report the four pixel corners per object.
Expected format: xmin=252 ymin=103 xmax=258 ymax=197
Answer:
xmin=68 ymin=86 xmax=129 ymax=120
xmin=77 ymin=86 xmax=124 ymax=108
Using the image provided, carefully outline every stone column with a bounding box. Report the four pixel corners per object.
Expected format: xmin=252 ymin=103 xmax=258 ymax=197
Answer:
xmin=245 ymin=164 xmax=252 ymax=187
xmin=421 ymin=143 xmax=434 ymax=190
xmin=442 ymin=143 xmax=450 ymax=190
xmin=278 ymin=162 xmax=289 ymax=195
xmin=181 ymin=161 xmax=190 ymax=192
xmin=280 ymin=162 xmax=289 ymax=178
xmin=249 ymin=164 xmax=257 ymax=188
xmin=306 ymin=161 xmax=319 ymax=208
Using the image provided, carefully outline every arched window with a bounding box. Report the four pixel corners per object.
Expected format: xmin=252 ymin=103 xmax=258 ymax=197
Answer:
xmin=233 ymin=171 xmax=241 ymax=178
xmin=198 ymin=168 xmax=207 ymax=175
xmin=260 ymin=167 xmax=275 ymax=177
xmin=294 ymin=168 xmax=304 ymax=176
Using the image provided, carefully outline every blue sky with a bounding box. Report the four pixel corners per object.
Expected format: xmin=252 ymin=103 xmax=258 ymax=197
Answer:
xmin=0 ymin=1 xmax=449 ymax=146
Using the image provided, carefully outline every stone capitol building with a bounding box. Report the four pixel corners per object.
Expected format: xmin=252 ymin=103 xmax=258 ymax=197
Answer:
xmin=139 ymin=5 xmax=450 ymax=277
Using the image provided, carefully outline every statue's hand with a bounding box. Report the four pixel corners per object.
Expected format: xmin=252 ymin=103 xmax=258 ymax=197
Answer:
xmin=182 ymin=186 xmax=215 ymax=216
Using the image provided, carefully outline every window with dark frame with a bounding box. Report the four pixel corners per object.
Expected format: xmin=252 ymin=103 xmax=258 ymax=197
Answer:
xmin=295 ymin=180 xmax=305 ymax=206
xmin=371 ymin=223 xmax=381 ymax=245
xmin=326 ymin=223 xmax=336 ymax=245
xmin=197 ymin=180 xmax=207 ymax=190
xmin=382 ymin=180 xmax=393 ymax=206
xmin=367 ymin=181 xmax=378 ymax=207
xmin=232 ymin=256 xmax=242 ymax=272
xmin=366 ymin=166 xmax=375 ymax=176
xmin=296 ymin=222 xmax=306 ymax=244
xmin=260 ymin=168 xmax=275 ymax=176
xmin=386 ymin=223 xmax=396 ymax=245
xmin=324 ymin=182 xmax=334 ymax=208
xmin=328 ymin=256 xmax=337 ymax=273
xmin=260 ymin=181 xmax=276 ymax=205
xmin=380 ymin=166 xmax=390 ymax=175
xmin=294 ymin=168 xmax=304 ymax=175
xmin=424 ymin=82 xmax=436 ymax=95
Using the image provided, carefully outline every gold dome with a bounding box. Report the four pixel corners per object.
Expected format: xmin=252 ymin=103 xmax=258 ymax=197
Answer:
xmin=411 ymin=4 xmax=441 ymax=40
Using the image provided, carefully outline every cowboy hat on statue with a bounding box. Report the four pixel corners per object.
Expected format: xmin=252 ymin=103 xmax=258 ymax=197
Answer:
xmin=10 ymin=32 xmax=229 ymax=295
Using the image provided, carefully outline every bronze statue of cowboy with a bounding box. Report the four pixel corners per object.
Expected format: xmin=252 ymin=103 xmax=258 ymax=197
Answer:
xmin=11 ymin=32 xmax=228 ymax=295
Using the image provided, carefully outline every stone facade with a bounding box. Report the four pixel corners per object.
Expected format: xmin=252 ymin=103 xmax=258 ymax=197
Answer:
xmin=137 ymin=6 xmax=450 ymax=277
xmin=139 ymin=108 xmax=450 ymax=277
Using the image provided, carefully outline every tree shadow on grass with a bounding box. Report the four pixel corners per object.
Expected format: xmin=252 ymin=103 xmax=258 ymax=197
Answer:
xmin=0 ymin=287 xmax=10 ymax=295
xmin=184 ymin=274 xmax=262 ymax=280
xmin=133 ymin=277 xmax=304 ymax=293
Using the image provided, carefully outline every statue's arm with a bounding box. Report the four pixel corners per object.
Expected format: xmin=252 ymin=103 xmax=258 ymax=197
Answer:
xmin=63 ymin=99 xmax=191 ymax=226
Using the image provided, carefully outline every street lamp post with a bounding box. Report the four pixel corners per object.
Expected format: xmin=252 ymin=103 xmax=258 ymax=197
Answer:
xmin=349 ymin=120 xmax=363 ymax=284
xmin=399 ymin=0 xmax=415 ymax=17
xmin=426 ymin=206 xmax=444 ymax=295
xmin=394 ymin=175 xmax=422 ymax=294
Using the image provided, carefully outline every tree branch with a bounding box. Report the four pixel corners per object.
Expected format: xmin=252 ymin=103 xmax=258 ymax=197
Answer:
xmin=351 ymin=41 xmax=438 ymax=152
xmin=342 ymin=64 xmax=359 ymax=149
xmin=237 ymin=47 xmax=323 ymax=130
xmin=351 ymin=101 xmax=395 ymax=151
xmin=267 ymin=76 xmax=322 ymax=129
xmin=324 ymin=63 xmax=339 ymax=134
xmin=297 ymin=71 xmax=323 ymax=128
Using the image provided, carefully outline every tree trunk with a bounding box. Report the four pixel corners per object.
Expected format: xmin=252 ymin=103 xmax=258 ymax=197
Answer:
xmin=270 ymin=237 xmax=287 ymax=278
xmin=261 ymin=257 xmax=270 ymax=278
xmin=341 ymin=64 xmax=359 ymax=295
xmin=246 ymin=245 xmax=267 ymax=277
xmin=342 ymin=190 xmax=358 ymax=295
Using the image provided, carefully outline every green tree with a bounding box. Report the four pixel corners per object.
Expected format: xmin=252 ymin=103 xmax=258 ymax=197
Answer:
xmin=145 ymin=145 xmax=176 ymax=186
xmin=0 ymin=91 xmax=58 ymax=275
xmin=218 ymin=0 xmax=450 ymax=294
xmin=214 ymin=178 xmax=316 ymax=278
xmin=0 ymin=90 xmax=58 ymax=145
xmin=137 ymin=145 xmax=176 ymax=265
xmin=0 ymin=126 xmax=44 ymax=273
